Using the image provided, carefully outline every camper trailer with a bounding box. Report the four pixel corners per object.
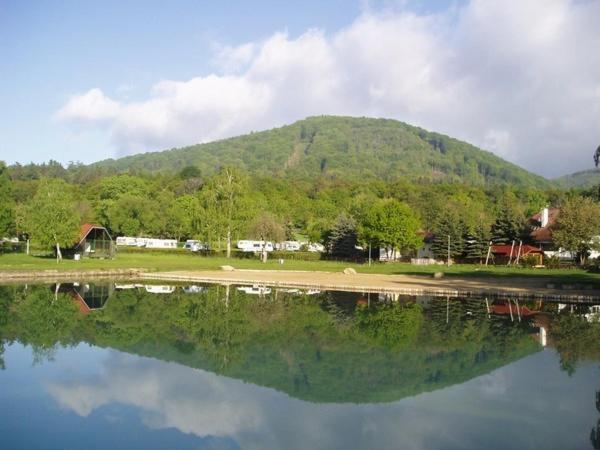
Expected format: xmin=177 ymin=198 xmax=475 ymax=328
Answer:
xmin=276 ymin=241 xmax=301 ymax=251
xmin=237 ymin=240 xmax=274 ymax=252
xmin=116 ymin=236 xmax=138 ymax=246
xmin=145 ymin=239 xmax=178 ymax=249
xmin=184 ymin=240 xmax=209 ymax=251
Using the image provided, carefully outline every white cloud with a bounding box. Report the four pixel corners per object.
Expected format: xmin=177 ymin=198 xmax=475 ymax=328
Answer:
xmin=56 ymin=0 xmax=600 ymax=176
xmin=56 ymin=88 xmax=120 ymax=122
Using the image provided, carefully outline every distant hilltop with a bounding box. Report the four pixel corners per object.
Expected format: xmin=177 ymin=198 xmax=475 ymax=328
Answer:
xmin=90 ymin=115 xmax=552 ymax=188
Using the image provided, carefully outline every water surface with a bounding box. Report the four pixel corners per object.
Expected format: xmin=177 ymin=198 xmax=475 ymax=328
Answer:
xmin=0 ymin=282 xmax=599 ymax=449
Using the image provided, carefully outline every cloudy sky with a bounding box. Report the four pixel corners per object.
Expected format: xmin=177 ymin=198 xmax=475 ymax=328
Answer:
xmin=1 ymin=0 xmax=599 ymax=177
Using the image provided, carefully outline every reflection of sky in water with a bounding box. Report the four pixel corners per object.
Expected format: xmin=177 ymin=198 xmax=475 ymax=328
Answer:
xmin=0 ymin=343 xmax=598 ymax=450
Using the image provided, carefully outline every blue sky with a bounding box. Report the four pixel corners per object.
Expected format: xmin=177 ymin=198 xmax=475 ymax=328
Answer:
xmin=1 ymin=0 xmax=598 ymax=177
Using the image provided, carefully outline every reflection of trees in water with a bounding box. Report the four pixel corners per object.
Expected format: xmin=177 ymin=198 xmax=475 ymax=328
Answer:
xmin=0 ymin=284 xmax=595 ymax=403
xmin=551 ymin=310 xmax=600 ymax=375
xmin=592 ymin=419 xmax=600 ymax=450
xmin=593 ymin=389 xmax=600 ymax=450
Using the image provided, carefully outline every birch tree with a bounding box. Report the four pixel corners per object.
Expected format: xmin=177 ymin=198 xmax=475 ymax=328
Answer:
xmin=24 ymin=179 xmax=80 ymax=261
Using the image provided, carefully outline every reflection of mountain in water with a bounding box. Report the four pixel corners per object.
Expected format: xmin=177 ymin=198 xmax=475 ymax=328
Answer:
xmin=1 ymin=283 xmax=598 ymax=404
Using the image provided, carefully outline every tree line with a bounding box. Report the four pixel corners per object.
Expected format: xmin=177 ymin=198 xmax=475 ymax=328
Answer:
xmin=0 ymin=160 xmax=599 ymax=264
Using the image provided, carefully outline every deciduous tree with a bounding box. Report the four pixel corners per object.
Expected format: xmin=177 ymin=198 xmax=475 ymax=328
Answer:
xmin=23 ymin=179 xmax=80 ymax=261
xmin=553 ymin=197 xmax=600 ymax=265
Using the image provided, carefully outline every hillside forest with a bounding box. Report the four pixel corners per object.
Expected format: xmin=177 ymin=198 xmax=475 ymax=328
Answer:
xmin=0 ymin=116 xmax=599 ymax=264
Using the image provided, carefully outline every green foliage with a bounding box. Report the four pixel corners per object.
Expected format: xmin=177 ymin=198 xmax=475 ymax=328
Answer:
xmin=0 ymin=284 xmax=545 ymax=403
xmin=89 ymin=116 xmax=551 ymax=188
xmin=491 ymin=192 xmax=527 ymax=244
xmin=464 ymin=223 xmax=491 ymax=262
xmin=553 ymin=196 xmax=600 ymax=265
xmin=355 ymin=301 xmax=423 ymax=348
xmin=23 ymin=179 xmax=81 ymax=251
xmin=358 ymin=199 xmax=422 ymax=254
xmin=325 ymin=214 xmax=359 ymax=258
xmin=248 ymin=212 xmax=285 ymax=242
xmin=555 ymin=169 xmax=600 ymax=189
xmin=431 ymin=211 xmax=467 ymax=260
xmin=551 ymin=311 xmax=600 ymax=374
xmin=0 ymin=161 xmax=14 ymax=237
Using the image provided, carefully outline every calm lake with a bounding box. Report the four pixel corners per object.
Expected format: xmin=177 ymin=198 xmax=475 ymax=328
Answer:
xmin=0 ymin=282 xmax=599 ymax=450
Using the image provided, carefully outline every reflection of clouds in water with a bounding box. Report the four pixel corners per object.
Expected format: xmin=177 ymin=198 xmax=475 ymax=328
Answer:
xmin=46 ymin=349 xmax=598 ymax=450
xmin=47 ymin=353 xmax=264 ymax=437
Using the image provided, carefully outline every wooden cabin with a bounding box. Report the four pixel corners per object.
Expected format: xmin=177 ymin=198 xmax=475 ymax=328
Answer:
xmin=70 ymin=224 xmax=115 ymax=259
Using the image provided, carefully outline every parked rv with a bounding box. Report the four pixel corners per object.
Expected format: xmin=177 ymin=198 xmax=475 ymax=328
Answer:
xmin=276 ymin=241 xmax=301 ymax=251
xmin=116 ymin=236 xmax=138 ymax=246
xmin=237 ymin=240 xmax=274 ymax=252
xmin=184 ymin=240 xmax=209 ymax=251
xmin=145 ymin=239 xmax=178 ymax=249
xmin=307 ymin=242 xmax=325 ymax=252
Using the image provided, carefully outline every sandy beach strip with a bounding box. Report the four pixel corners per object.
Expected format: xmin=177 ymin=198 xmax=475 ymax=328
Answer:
xmin=139 ymin=269 xmax=600 ymax=302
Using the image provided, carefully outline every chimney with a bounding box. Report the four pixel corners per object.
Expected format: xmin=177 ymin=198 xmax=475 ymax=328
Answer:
xmin=541 ymin=207 xmax=549 ymax=228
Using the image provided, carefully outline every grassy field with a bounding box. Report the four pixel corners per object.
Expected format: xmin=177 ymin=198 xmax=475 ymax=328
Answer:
xmin=0 ymin=252 xmax=598 ymax=284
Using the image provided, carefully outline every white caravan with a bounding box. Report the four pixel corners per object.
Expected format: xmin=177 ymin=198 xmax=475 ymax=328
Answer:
xmin=276 ymin=241 xmax=302 ymax=251
xmin=184 ymin=240 xmax=209 ymax=251
xmin=237 ymin=240 xmax=274 ymax=252
xmin=116 ymin=236 xmax=138 ymax=246
xmin=145 ymin=239 xmax=178 ymax=249
xmin=307 ymin=242 xmax=325 ymax=252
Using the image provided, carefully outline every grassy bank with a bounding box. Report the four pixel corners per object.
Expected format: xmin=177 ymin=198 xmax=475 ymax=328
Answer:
xmin=0 ymin=252 xmax=598 ymax=285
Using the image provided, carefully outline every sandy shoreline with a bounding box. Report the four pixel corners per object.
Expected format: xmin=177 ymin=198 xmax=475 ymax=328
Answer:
xmin=139 ymin=269 xmax=600 ymax=302
xmin=0 ymin=268 xmax=598 ymax=301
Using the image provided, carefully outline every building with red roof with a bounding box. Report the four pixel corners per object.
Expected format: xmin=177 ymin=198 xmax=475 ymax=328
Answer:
xmin=68 ymin=223 xmax=115 ymax=259
xmin=528 ymin=207 xmax=560 ymax=250
xmin=491 ymin=243 xmax=543 ymax=265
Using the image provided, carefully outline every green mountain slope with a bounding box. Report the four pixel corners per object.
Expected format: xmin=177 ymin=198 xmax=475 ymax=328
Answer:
xmin=554 ymin=169 xmax=600 ymax=189
xmin=93 ymin=116 xmax=550 ymax=187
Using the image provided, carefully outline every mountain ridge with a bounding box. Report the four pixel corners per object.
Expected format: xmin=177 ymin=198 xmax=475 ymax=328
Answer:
xmin=554 ymin=168 xmax=600 ymax=189
xmin=91 ymin=115 xmax=551 ymax=188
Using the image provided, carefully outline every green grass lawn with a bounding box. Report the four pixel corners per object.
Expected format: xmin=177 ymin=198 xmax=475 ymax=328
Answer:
xmin=0 ymin=251 xmax=598 ymax=284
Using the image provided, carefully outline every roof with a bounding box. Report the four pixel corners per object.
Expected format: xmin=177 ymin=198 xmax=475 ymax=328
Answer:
xmin=491 ymin=244 xmax=543 ymax=256
xmin=529 ymin=208 xmax=560 ymax=243
xmin=75 ymin=223 xmax=112 ymax=246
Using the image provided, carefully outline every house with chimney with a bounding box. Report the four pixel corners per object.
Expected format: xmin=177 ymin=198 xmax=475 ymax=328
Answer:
xmin=528 ymin=207 xmax=600 ymax=262
xmin=529 ymin=207 xmax=559 ymax=251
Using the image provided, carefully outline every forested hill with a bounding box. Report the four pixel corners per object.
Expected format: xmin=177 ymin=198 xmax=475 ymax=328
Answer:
xmin=554 ymin=169 xmax=600 ymax=189
xmin=92 ymin=116 xmax=549 ymax=188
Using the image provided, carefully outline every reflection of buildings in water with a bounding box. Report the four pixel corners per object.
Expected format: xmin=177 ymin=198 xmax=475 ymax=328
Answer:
xmin=115 ymin=283 xmax=144 ymax=290
xmin=237 ymin=285 xmax=272 ymax=296
xmin=145 ymin=285 xmax=176 ymax=294
xmin=558 ymin=303 xmax=600 ymax=323
xmin=183 ymin=285 xmax=205 ymax=294
xmin=585 ymin=305 xmax=600 ymax=323
xmin=56 ymin=282 xmax=113 ymax=314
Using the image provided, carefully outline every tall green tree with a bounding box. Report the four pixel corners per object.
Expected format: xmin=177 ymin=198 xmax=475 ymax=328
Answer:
xmin=431 ymin=211 xmax=468 ymax=261
xmin=248 ymin=212 xmax=285 ymax=262
xmin=553 ymin=197 xmax=600 ymax=265
xmin=464 ymin=222 xmax=492 ymax=263
xmin=491 ymin=193 xmax=526 ymax=244
xmin=325 ymin=214 xmax=359 ymax=259
xmin=201 ymin=167 xmax=249 ymax=257
xmin=0 ymin=161 xmax=14 ymax=237
xmin=358 ymin=199 xmax=421 ymax=258
xmin=23 ymin=179 xmax=80 ymax=261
